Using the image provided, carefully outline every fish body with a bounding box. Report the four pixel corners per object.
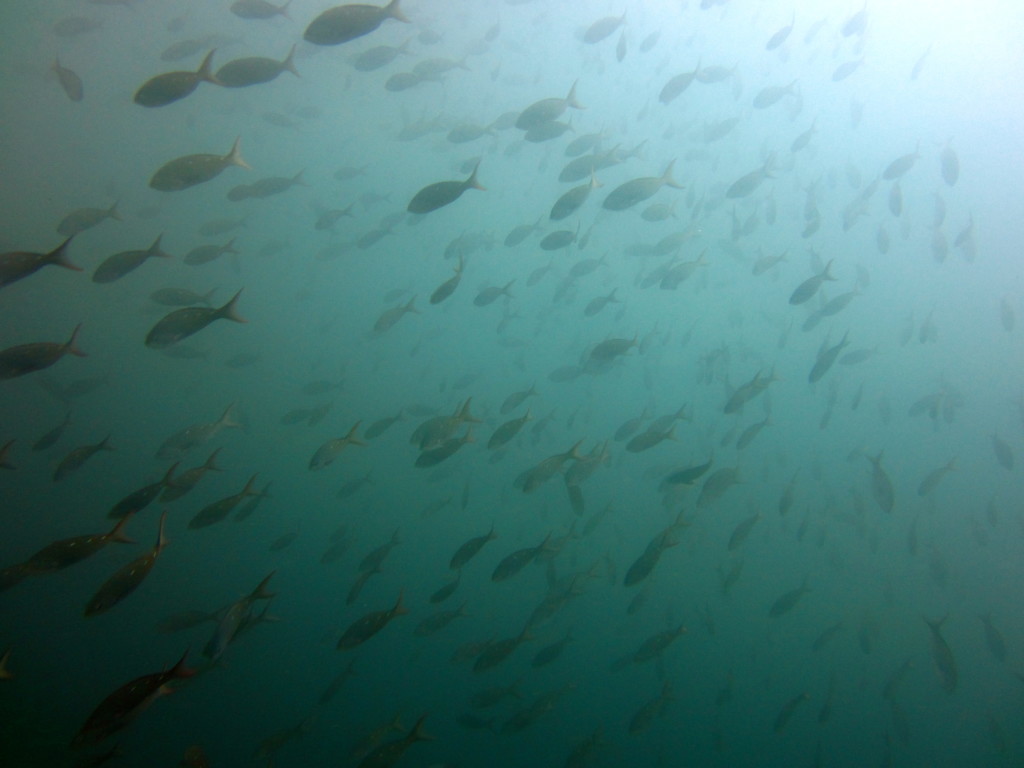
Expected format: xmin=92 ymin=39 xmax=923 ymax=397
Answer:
xmin=72 ymin=650 xmax=195 ymax=747
xmin=659 ymin=68 xmax=697 ymax=103
xmin=867 ymin=452 xmax=895 ymax=513
xmin=516 ymin=81 xmax=584 ymax=130
xmin=356 ymin=715 xmax=430 ymax=768
xmin=726 ymin=155 xmax=774 ymax=198
xmin=809 ymin=331 xmax=850 ymax=383
xmin=32 ymin=411 xmax=72 ymax=451
xmin=583 ymin=13 xmax=625 ymax=44
xmin=789 ymin=259 xmax=835 ymax=305
xmin=231 ymin=0 xmax=291 ymax=19
xmin=603 ymin=161 xmax=682 ymax=211
xmin=93 ymin=235 xmax=171 ymax=283
xmin=145 ymin=289 xmax=246 ymax=349
xmin=157 ymin=405 xmax=239 ymax=460
xmin=134 ymin=50 xmax=219 ymax=107
xmin=58 ymin=203 xmax=120 ymax=236
xmin=304 ymin=0 xmax=408 ymax=46
xmin=189 ymin=474 xmax=258 ymax=529
xmin=337 ymin=592 xmax=407 ymax=649
xmin=925 ymin=616 xmax=958 ymax=693
xmin=149 ymin=138 xmax=250 ymax=192
xmin=633 ymin=623 xmax=686 ymax=662
xmin=203 ymin=572 xmax=275 ymax=661
xmin=184 ymin=239 xmax=239 ymax=266
xmin=491 ymin=535 xmax=550 ymax=581
xmin=53 ymin=435 xmax=113 ymax=481
xmin=449 ymin=525 xmax=496 ymax=569
xmin=488 ymin=409 xmax=532 ymax=450
xmin=85 ymin=512 xmax=168 ymax=616
xmin=216 ymin=46 xmax=298 ymax=87
xmin=769 ymin=577 xmax=809 ymax=617
xmin=24 ymin=516 xmax=133 ymax=573
xmin=752 ymin=80 xmax=796 ymax=108
xmin=53 ymin=57 xmax=84 ymax=101
xmin=408 ymin=162 xmax=483 ymax=214
xmin=0 ymin=237 xmax=79 ymax=288
xmin=310 ymin=422 xmax=366 ymax=469
xmin=108 ymin=463 xmax=178 ymax=518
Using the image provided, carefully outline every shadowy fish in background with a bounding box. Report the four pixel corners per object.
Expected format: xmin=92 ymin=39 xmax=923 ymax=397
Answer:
xmin=337 ymin=591 xmax=408 ymax=650
xmin=149 ymin=138 xmax=251 ymax=192
xmin=72 ymin=648 xmax=195 ymax=747
xmin=53 ymin=435 xmax=113 ymax=482
xmin=231 ymin=0 xmax=292 ymax=20
xmin=516 ymin=81 xmax=585 ymax=131
xmin=0 ymin=236 xmax=79 ymax=288
xmin=304 ymin=0 xmax=408 ymax=46
xmin=145 ymin=289 xmax=247 ymax=349
xmin=53 ymin=57 xmax=83 ymax=101
xmin=0 ymin=324 xmax=85 ymax=380
xmin=133 ymin=50 xmax=221 ymax=107
xmin=84 ymin=512 xmax=169 ymax=616
xmin=203 ymin=571 xmax=276 ymax=662
xmin=57 ymin=202 xmax=120 ymax=237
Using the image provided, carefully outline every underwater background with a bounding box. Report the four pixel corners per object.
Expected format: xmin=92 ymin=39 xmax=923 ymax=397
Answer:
xmin=1 ymin=0 xmax=1023 ymax=766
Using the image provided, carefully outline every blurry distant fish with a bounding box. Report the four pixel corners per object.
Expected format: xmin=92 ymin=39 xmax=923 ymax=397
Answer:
xmin=659 ymin=64 xmax=698 ymax=104
xmin=765 ymin=13 xmax=794 ymax=50
xmin=107 ymin=462 xmax=178 ymax=519
xmin=865 ymin=451 xmax=895 ymax=513
xmin=157 ymin=404 xmax=240 ymax=460
xmin=189 ymin=474 xmax=259 ymax=529
xmin=184 ymin=238 xmax=239 ymax=266
xmin=162 ymin=449 xmax=222 ymax=501
xmin=430 ymin=256 xmax=464 ymax=304
xmin=57 ymin=202 xmax=120 ymax=237
xmin=355 ymin=715 xmax=430 ymax=767
xmin=133 ymin=50 xmax=220 ymax=107
xmin=725 ymin=155 xmax=774 ymax=198
xmin=603 ymin=161 xmax=682 ymax=211
xmin=516 ymin=81 xmax=584 ymax=131
xmin=582 ymin=13 xmax=626 ymax=44
xmin=337 ymin=592 xmax=407 ymax=649
xmin=408 ymin=162 xmax=484 ymax=214
xmin=841 ymin=3 xmax=868 ymax=37
xmin=85 ymin=512 xmax=168 ymax=616
xmin=71 ymin=648 xmax=195 ymax=747
xmin=449 ymin=525 xmax=496 ymax=570
xmin=149 ymin=137 xmax=251 ymax=192
xmin=310 ymin=422 xmax=366 ymax=470
xmin=92 ymin=234 xmax=172 ymax=284
xmin=231 ymin=0 xmax=291 ymax=19
xmin=882 ymin=147 xmax=920 ymax=180
xmin=788 ymin=259 xmax=835 ymax=305
xmin=53 ymin=57 xmax=84 ymax=101
xmin=216 ymin=46 xmax=299 ymax=87
xmin=0 ymin=236 xmax=79 ymax=288
xmin=0 ymin=324 xmax=85 ymax=380
xmin=145 ymin=289 xmax=246 ymax=349
xmin=32 ymin=410 xmax=72 ymax=451
xmin=924 ymin=616 xmax=958 ymax=693
xmin=150 ymin=287 xmax=216 ymax=307
xmin=374 ymin=296 xmax=419 ymax=332
xmin=203 ymin=571 xmax=275 ymax=662
xmin=304 ymin=0 xmax=408 ymax=46
xmin=940 ymin=142 xmax=959 ymax=186
xmin=353 ymin=40 xmax=411 ymax=71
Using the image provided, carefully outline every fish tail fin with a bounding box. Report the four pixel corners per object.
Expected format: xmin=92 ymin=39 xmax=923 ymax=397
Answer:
xmin=410 ymin=714 xmax=432 ymax=741
xmin=108 ymin=514 xmax=136 ymax=544
xmin=405 ymin=296 xmax=420 ymax=314
xmin=219 ymin=402 xmax=243 ymax=430
xmin=566 ymin=79 xmax=585 ymax=110
xmin=49 ymin=236 xmax=82 ymax=272
xmin=346 ymin=421 xmax=367 ymax=446
xmin=242 ymin=473 xmax=259 ymax=496
xmin=466 ymin=161 xmax=486 ymax=191
xmin=223 ymin=237 xmax=240 ymax=255
xmin=198 ymin=49 xmax=221 ymax=86
xmin=64 ymin=324 xmax=87 ymax=357
xmin=663 ymin=159 xmax=684 ymax=189
xmin=107 ymin=201 xmax=123 ymax=221
xmin=394 ymin=590 xmax=409 ymax=616
xmin=279 ymin=0 xmax=293 ymax=20
xmin=217 ymin=289 xmax=247 ymax=323
xmin=169 ymin=649 xmax=198 ymax=679
xmin=226 ymin=137 xmax=251 ymax=170
xmin=98 ymin=435 xmax=115 ymax=452
xmin=156 ymin=510 xmax=169 ymax=552
xmin=251 ymin=571 xmax=277 ymax=601
xmin=162 ymin=461 xmax=180 ymax=486
xmin=149 ymin=233 xmax=173 ymax=258
xmin=386 ymin=0 xmax=409 ymax=23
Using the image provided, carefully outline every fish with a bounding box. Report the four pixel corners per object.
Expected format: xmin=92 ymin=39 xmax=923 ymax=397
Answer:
xmin=582 ymin=13 xmax=626 ymax=44
xmin=633 ymin=623 xmax=686 ymax=662
xmin=449 ymin=524 xmax=496 ymax=569
xmin=84 ymin=512 xmax=168 ymax=616
xmin=133 ymin=50 xmax=220 ymax=107
xmin=184 ymin=239 xmax=239 ymax=266
xmin=53 ymin=435 xmax=115 ymax=483
xmin=353 ymin=40 xmax=411 ymax=71
xmin=203 ymin=572 xmax=276 ymax=661
xmin=925 ymin=616 xmax=958 ymax=693
xmin=355 ymin=714 xmax=430 ymax=768
xmin=940 ymin=143 xmax=959 ymax=186
xmin=430 ymin=256 xmax=464 ymax=304
xmin=216 ymin=46 xmax=299 ymax=88
xmin=917 ymin=458 xmax=956 ymax=496
xmin=532 ymin=629 xmax=572 ymax=668
xmin=602 ymin=161 xmax=682 ymax=211
xmin=769 ymin=577 xmax=810 ymax=617
xmin=32 ymin=410 xmax=72 ymax=451
xmin=866 ymin=451 xmax=895 ymax=513
xmin=516 ymin=81 xmax=584 ymax=131
xmin=752 ymin=80 xmax=797 ymax=108
xmin=766 ymin=13 xmax=795 ymax=50
xmin=415 ymin=429 xmax=473 ymax=468
xmin=408 ymin=161 xmax=484 ymax=214
xmin=774 ymin=692 xmax=809 ymax=732
xmin=725 ymin=155 xmax=775 ymax=198
xmin=53 ymin=57 xmax=84 ymax=101
xmin=0 ymin=236 xmax=80 ymax=288
xmin=979 ymin=613 xmax=1006 ymax=662
xmin=145 ymin=289 xmax=246 ymax=349
xmin=57 ymin=202 xmax=121 ymax=237
xmin=149 ymin=137 xmax=251 ymax=192
xmin=474 ymin=281 xmax=514 ymax=307
xmin=304 ymin=0 xmax=408 ymax=47
xmin=189 ymin=474 xmax=259 ymax=529
xmin=491 ymin=534 xmax=551 ymax=581
xmin=626 ymin=427 xmax=675 ymax=453
xmin=23 ymin=515 xmax=134 ymax=574
xmin=415 ymin=602 xmax=468 ymax=636
xmin=789 ymin=259 xmax=835 ymax=304
xmin=624 ymin=512 xmax=686 ymax=586
xmin=230 ymin=0 xmax=291 ymax=19
xmin=337 ymin=592 xmax=407 ymax=650
xmin=488 ymin=409 xmax=532 ymax=450
xmin=727 ymin=512 xmax=760 ymax=551
xmin=514 ymin=442 xmax=583 ymax=492
xmin=310 ymin=422 xmax=366 ymax=470
xmin=150 ymin=287 xmax=216 ymax=307
xmin=72 ymin=649 xmax=195 ymax=747
xmin=991 ymin=434 xmax=1013 ymax=470
xmin=0 ymin=324 xmax=85 ymax=381
xmin=157 ymin=404 xmax=239 ymax=460
xmin=696 ymin=467 xmax=740 ymax=508
xmin=882 ymin=147 xmax=920 ymax=180
xmin=659 ymin=64 xmax=699 ymax=104
xmin=92 ymin=234 xmax=172 ymax=284
xmin=107 ymin=462 xmax=178 ymax=519
xmin=550 ymin=172 xmax=601 ymax=221
xmin=809 ymin=331 xmax=850 ymax=383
